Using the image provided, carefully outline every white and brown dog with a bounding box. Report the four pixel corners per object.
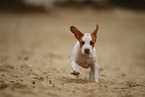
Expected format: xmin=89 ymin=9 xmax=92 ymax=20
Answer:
xmin=70 ymin=24 xmax=99 ymax=82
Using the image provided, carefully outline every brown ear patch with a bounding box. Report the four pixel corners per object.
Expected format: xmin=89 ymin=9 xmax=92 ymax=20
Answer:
xmin=70 ymin=26 xmax=85 ymax=48
xmin=91 ymin=24 xmax=99 ymax=48
xmin=70 ymin=26 xmax=83 ymax=40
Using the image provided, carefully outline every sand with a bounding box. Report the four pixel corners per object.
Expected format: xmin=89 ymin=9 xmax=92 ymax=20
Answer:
xmin=0 ymin=8 xmax=145 ymax=97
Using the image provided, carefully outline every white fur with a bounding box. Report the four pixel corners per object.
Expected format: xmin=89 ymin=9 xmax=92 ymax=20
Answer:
xmin=71 ymin=33 xmax=98 ymax=82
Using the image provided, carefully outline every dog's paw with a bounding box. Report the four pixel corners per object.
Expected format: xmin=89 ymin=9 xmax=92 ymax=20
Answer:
xmin=71 ymin=70 xmax=80 ymax=75
xmin=92 ymin=79 xmax=99 ymax=83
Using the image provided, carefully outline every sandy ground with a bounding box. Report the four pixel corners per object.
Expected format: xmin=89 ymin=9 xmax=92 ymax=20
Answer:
xmin=0 ymin=8 xmax=145 ymax=97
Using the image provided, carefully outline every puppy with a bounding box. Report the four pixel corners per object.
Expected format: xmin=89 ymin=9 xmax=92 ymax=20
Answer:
xmin=70 ymin=24 xmax=99 ymax=82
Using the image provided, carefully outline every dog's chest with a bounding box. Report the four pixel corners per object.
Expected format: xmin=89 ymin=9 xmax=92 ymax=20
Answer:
xmin=76 ymin=54 xmax=93 ymax=69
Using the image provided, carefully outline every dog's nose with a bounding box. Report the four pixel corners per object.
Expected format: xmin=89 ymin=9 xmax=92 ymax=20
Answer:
xmin=84 ymin=48 xmax=90 ymax=54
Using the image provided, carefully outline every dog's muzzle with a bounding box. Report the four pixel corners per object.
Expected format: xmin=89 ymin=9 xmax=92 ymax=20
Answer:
xmin=84 ymin=48 xmax=90 ymax=54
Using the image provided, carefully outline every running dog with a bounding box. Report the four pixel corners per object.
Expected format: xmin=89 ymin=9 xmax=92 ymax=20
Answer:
xmin=70 ymin=24 xmax=99 ymax=82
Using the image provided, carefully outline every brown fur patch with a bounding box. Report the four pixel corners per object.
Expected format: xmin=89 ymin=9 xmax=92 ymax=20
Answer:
xmin=78 ymin=34 xmax=84 ymax=48
xmin=91 ymin=35 xmax=96 ymax=48
xmin=71 ymin=70 xmax=80 ymax=75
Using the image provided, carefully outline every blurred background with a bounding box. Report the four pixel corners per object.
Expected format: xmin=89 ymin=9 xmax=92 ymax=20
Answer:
xmin=0 ymin=0 xmax=145 ymax=11
xmin=0 ymin=0 xmax=145 ymax=97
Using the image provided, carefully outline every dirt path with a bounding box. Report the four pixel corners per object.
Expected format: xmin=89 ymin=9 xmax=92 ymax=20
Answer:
xmin=0 ymin=8 xmax=145 ymax=97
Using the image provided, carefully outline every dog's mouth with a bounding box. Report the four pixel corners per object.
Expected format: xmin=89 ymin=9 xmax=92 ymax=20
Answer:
xmin=83 ymin=52 xmax=91 ymax=58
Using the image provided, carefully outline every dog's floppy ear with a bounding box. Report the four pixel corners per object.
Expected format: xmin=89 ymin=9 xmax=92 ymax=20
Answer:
xmin=70 ymin=26 xmax=83 ymax=40
xmin=91 ymin=24 xmax=99 ymax=42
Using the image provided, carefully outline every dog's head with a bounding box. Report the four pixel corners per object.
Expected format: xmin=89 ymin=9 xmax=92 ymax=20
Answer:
xmin=70 ymin=24 xmax=99 ymax=55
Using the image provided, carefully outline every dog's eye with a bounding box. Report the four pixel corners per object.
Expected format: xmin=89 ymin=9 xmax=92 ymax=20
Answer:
xmin=90 ymin=41 xmax=93 ymax=45
xmin=81 ymin=41 xmax=85 ymax=45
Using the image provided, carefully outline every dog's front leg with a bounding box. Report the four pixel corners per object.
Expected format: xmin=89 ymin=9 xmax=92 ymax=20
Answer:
xmin=91 ymin=62 xmax=98 ymax=83
xmin=71 ymin=61 xmax=80 ymax=79
xmin=89 ymin=67 xmax=93 ymax=80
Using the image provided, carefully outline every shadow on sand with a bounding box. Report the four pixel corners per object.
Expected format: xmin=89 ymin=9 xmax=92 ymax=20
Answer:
xmin=61 ymin=77 xmax=91 ymax=84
